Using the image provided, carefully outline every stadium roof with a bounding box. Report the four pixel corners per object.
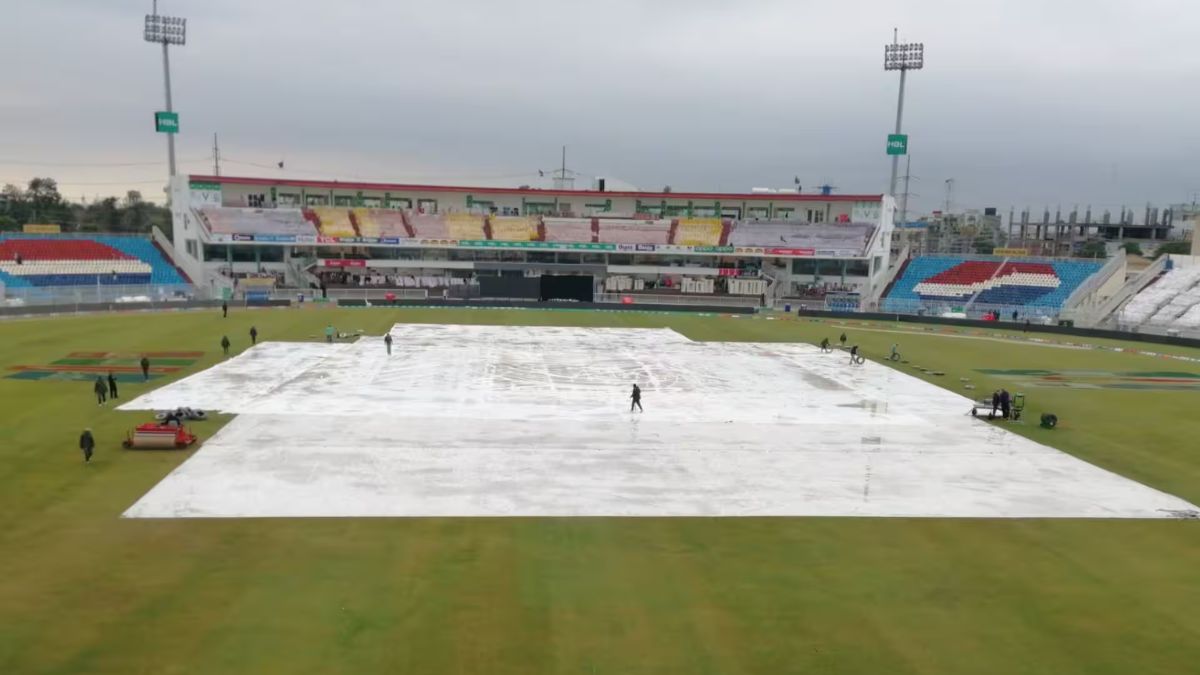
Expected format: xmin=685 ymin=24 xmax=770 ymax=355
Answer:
xmin=188 ymin=175 xmax=881 ymax=203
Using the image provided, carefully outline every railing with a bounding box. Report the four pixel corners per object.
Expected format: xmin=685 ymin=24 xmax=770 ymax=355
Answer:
xmin=595 ymin=292 xmax=762 ymax=308
xmin=880 ymin=297 xmax=1061 ymax=322
xmin=0 ymin=283 xmax=202 ymax=307
xmin=0 ymin=231 xmax=150 ymax=240
xmin=1073 ymin=255 xmax=1168 ymax=328
xmin=865 ymin=244 xmax=909 ymax=311
xmin=322 ymin=288 xmax=433 ymax=301
xmin=266 ymin=287 xmax=434 ymax=303
xmin=1063 ymin=249 xmax=1126 ymax=311
xmin=1122 ymin=322 xmax=1200 ymax=340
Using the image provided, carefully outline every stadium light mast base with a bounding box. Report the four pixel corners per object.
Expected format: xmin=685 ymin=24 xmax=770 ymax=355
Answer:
xmin=144 ymin=4 xmax=186 ymax=177
xmin=884 ymin=30 xmax=923 ymax=200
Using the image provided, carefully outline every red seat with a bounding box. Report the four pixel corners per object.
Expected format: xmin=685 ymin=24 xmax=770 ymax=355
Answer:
xmin=0 ymin=240 xmax=131 ymax=262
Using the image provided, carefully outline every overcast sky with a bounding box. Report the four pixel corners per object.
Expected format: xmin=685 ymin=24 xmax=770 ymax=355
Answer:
xmin=2 ymin=0 xmax=1199 ymax=216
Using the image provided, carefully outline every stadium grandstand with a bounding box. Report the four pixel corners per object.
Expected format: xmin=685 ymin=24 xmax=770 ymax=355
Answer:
xmin=597 ymin=218 xmax=672 ymax=245
xmin=197 ymin=208 xmax=317 ymax=238
xmin=0 ymin=233 xmax=190 ymax=305
xmin=164 ymin=174 xmax=897 ymax=309
xmin=543 ymin=218 xmax=594 ymax=243
xmin=881 ymin=255 xmax=1105 ymax=319
xmin=306 ymin=207 xmax=357 ymax=238
xmin=728 ymin=221 xmax=874 ymax=257
xmin=352 ymin=208 xmax=410 ymax=239
xmin=2 ymin=173 xmax=1149 ymax=325
xmin=1118 ymin=261 xmax=1200 ymax=334
xmin=489 ymin=216 xmax=539 ymax=242
xmin=673 ymin=218 xmax=724 ymax=247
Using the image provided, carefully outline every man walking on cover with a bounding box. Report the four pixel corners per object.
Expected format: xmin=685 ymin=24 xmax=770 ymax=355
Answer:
xmin=630 ymin=383 xmax=643 ymax=412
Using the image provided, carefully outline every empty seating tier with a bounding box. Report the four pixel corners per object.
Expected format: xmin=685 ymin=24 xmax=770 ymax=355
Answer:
xmin=597 ymin=219 xmax=670 ymax=245
xmin=0 ymin=235 xmax=186 ymax=288
xmin=543 ymin=218 xmax=593 ymax=243
xmin=406 ymin=213 xmax=450 ymax=239
xmin=308 ymin=207 xmax=357 ymax=238
xmin=446 ymin=214 xmax=486 ymax=241
xmin=352 ymin=209 xmax=409 ymax=239
xmin=882 ymin=256 xmax=1103 ymax=314
xmin=489 ymin=216 xmax=538 ymax=242
xmin=674 ymin=218 xmax=722 ymax=246
xmin=729 ymin=222 xmax=874 ymax=256
xmin=1120 ymin=266 xmax=1200 ymax=331
xmin=198 ymin=208 xmax=317 ymax=237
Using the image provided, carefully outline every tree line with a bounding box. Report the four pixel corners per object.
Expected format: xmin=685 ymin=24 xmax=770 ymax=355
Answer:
xmin=0 ymin=178 xmax=172 ymax=239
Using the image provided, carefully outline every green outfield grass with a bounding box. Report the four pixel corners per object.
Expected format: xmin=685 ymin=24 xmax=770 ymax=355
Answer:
xmin=1 ymin=306 xmax=1198 ymax=675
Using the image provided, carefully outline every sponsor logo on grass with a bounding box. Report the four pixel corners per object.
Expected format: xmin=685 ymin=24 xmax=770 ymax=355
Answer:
xmin=6 ymin=352 xmax=204 ymax=382
xmin=976 ymin=369 xmax=1200 ymax=391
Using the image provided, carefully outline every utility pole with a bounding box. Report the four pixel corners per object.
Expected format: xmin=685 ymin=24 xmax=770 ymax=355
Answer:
xmin=883 ymin=30 xmax=924 ymax=197
xmin=212 ymin=133 xmax=221 ymax=176
xmin=898 ymin=154 xmax=915 ymax=225
xmin=143 ymin=1 xmax=186 ymax=177
xmin=551 ymin=145 xmax=574 ymax=190
xmin=943 ymin=178 xmax=955 ymax=214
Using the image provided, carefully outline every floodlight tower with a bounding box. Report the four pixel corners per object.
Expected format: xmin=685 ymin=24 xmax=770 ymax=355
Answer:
xmin=144 ymin=1 xmax=186 ymax=177
xmin=883 ymin=30 xmax=923 ymax=199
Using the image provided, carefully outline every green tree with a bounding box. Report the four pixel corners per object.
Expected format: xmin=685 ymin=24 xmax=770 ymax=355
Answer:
xmin=1121 ymin=242 xmax=1143 ymax=256
xmin=1079 ymin=240 xmax=1108 ymax=259
xmin=120 ymin=203 xmax=149 ymax=232
xmin=1153 ymin=241 xmax=1192 ymax=259
xmin=81 ymin=197 xmax=122 ymax=232
xmin=0 ymin=174 xmax=172 ymax=236
xmin=1 ymin=183 xmax=30 ymax=224
xmin=26 ymin=177 xmax=64 ymax=223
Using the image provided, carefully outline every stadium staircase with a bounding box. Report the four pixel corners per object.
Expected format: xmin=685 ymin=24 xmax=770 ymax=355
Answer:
xmin=400 ymin=212 xmax=416 ymax=238
xmin=482 ymin=217 xmax=494 ymax=241
xmin=150 ymin=225 xmax=192 ymax=284
xmin=301 ymin=209 xmax=321 ymax=233
xmin=667 ymin=220 xmax=679 ymax=245
xmin=868 ymin=248 xmax=911 ymax=311
xmin=962 ymin=257 xmax=1012 ymax=313
xmin=151 ymin=237 xmax=192 ymax=284
xmin=718 ymin=219 xmax=732 ymax=246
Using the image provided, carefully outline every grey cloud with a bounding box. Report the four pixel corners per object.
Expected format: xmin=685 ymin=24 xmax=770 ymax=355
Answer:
xmin=1 ymin=0 xmax=1198 ymax=214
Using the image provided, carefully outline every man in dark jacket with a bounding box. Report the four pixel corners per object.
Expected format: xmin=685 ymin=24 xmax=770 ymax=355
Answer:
xmin=79 ymin=428 xmax=95 ymax=463
xmin=107 ymin=371 xmax=118 ymax=400
xmin=839 ymin=332 xmax=848 ymax=347
xmin=222 ymin=300 xmax=228 ymax=318
xmin=140 ymin=356 xmax=150 ymax=381
xmin=630 ymin=383 xmax=643 ymax=412
xmin=93 ymin=376 xmax=107 ymax=405
xmin=221 ymin=335 xmax=231 ymax=356
xmin=250 ymin=326 xmax=258 ymax=345
xmin=1000 ymin=389 xmax=1012 ymax=419
xmin=384 ymin=332 xmax=393 ymax=355
xmin=849 ymin=345 xmax=861 ymax=365
xmin=819 ymin=337 xmax=831 ymax=353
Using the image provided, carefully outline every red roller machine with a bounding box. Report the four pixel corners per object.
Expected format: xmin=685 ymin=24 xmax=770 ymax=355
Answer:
xmin=122 ymin=423 xmax=198 ymax=450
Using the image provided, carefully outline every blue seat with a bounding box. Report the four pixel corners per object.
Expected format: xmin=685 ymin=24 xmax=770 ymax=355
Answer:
xmin=882 ymin=256 xmax=1103 ymax=314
